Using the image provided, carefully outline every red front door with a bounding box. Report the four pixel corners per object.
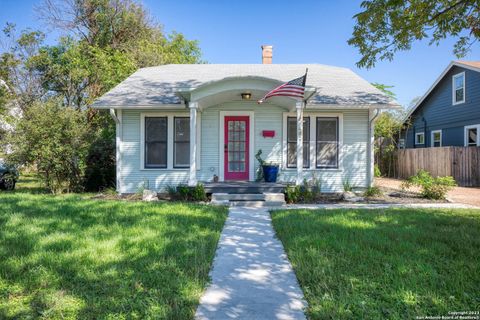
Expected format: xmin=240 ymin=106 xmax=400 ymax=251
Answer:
xmin=224 ymin=116 xmax=249 ymax=180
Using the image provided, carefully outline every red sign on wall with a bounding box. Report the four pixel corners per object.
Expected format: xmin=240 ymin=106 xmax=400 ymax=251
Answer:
xmin=262 ymin=130 xmax=275 ymax=138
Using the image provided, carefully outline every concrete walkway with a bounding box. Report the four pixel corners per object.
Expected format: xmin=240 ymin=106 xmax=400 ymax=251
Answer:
xmin=195 ymin=207 xmax=306 ymax=320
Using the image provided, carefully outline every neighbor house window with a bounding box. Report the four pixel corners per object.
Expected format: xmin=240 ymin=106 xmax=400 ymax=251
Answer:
xmin=398 ymin=138 xmax=405 ymax=149
xmin=415 ymin=132 xmax=425 ymax=145
xmin=465 ymin=125 xmax=479 ymax=146
xmin=174 ymin=117 xmax=190 ymax=168
xmin=287 ymin=117 xmax=310 ymax=168
xmin=453 ymin=72 xmax=465 ymax=105
xmin=145 ymin=117 xmax=167 ymax=168
xmin=431 ymin=130 xmax=442 ymax=147
xmin=316 ymin=117 xmax=339 ymax=168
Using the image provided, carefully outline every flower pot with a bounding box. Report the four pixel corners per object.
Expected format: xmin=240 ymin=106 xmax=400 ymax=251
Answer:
xmin=262 ymin=165 xmax=279 ymax=183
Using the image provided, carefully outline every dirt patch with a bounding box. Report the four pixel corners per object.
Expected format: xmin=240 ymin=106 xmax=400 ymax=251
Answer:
xmin=375 ymin=177 xmax=480 ymax=207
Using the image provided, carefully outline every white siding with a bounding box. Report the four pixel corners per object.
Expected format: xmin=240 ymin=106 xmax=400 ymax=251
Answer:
xmin=118 ymin=104 xmax=369 ymax=193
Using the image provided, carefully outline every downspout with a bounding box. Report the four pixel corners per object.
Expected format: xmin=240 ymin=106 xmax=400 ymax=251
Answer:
xmin=368 ymin=108 xmax=380 ymax=187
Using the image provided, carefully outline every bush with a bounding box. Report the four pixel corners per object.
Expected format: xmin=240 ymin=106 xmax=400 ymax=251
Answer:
xmin=169 ymin=183 xmax=206 ymax=202
xmin=176 ymin=184 xmax=190 ymax=201
xmin=5 ymin=99 xmax=90 ymax=193
xmin=190 ymin=183 xmax=206 ymax=201
xmin=402 ymin=170 xmax=456 ymax=200
xmin=374 ymin=164 xmax=382 ymax=177
xmin=83 ymin=110 xmax=116 ymax=192
xmin=284 ymin=179 xmax=320 ymax=204
xmin=364 ymin=186 xmax=382 ymax=197
xmin=285 ymin=185 xmax=301 ymax=204
xmin=343 ymin=179 xmax=354 ymax=192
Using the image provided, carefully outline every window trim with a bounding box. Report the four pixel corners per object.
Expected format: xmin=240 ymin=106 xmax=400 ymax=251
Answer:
xmin=140 ymin=112 xmax=200 ymax=170
xmin=315 ymin=117 xmax=340 ymax=169
xmin=282 ymin=112 xmax=343 ymax=171
xmin=173 ymin=116 xmax=190 ymax=168
xmin=286 ymin=116 xmax=310 ymax=169
xmin=464 ymin=124 xmax=480 ymax=147
xmin=452 ymin=72 xmax=465 ymax=105
xmin=144 ymin=117 xmax=168 ymax=169
xmin=415 ymin=132 xmax=425 ymax=145
xmin=430 ymin=130 xmax=442 ymax=147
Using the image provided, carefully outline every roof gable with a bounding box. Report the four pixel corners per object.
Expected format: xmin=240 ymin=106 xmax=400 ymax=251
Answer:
xmin=406 ymin=61 xmax=480 ymax=119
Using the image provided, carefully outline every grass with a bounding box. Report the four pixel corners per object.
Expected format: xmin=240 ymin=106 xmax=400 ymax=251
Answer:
xmin=0 ymin=175 xmax=228 ymax=319
xmin=271 ymin=208 xmax=480 ymax=319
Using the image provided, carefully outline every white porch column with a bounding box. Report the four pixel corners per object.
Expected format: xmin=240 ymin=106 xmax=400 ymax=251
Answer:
xmin=296 ymin=101 xmax=304 ymax=185
xmin=188 ymin=101 xmax=198 ymax=186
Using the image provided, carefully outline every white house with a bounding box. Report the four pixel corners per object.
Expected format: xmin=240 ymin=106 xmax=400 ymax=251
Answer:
xmin=92 ymin=46 xmax=399 ymax=194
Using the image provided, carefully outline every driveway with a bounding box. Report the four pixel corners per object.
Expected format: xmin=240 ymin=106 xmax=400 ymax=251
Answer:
xmin=376 ymin=177 xmax=480 ymax=207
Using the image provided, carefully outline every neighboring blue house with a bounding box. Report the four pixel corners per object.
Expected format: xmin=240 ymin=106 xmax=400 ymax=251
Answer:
xmin=402 ymin=61 xmax=480 ymax=148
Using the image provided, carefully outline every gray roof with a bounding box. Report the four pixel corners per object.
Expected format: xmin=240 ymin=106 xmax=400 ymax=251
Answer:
xmin=92 ymin=64 xmax=398 ymax=107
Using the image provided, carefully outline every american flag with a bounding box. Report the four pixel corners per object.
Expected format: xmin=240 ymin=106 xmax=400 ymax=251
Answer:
xmin=258 ymin=71 xmax=307 ymax=103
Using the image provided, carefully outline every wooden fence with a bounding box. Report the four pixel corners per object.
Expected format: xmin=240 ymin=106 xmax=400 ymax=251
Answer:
xmin=395 ymin=147 xmax=480 ymax=187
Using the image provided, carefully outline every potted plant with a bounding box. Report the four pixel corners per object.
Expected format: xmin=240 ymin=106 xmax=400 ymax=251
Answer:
xmin=262 ymin=162 xmax=279 ymax=182
xmin=255 ymin=149 xmax=279 ymax=183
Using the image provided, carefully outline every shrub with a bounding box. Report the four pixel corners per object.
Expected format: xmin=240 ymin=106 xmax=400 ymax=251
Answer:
xmin=5 ymin=98 xmax=90 ymax=193
xmin=176 ymin=184 xmax=190 ymax=201
xmin=402 ymin=170 xmax=456 ymax=200
xmin=343 ymin=179 xmax=354 ymax=192
xmin=364 ymin=186 xmax=382 ymax=197
xmin=285 ymin=185 xmax=301 ymax=204
xmin=166 ymin=185 xmax=177 ymax=199
xmin=169 ymin=183 xmax=206 ymax=202
xmin=190 ymin=183 xmax=206 ymax=201
xmin=374 ymin=164 xmax=382 ymax=177
xmin=284 ymin=179 xmax=319 ymax=204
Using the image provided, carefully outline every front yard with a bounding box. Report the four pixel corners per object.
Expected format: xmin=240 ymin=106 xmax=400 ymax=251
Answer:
xmin=272 ymin=208 xmax=480 ymax=319
xmin=0 ymin=178 xmax=228 ymax=319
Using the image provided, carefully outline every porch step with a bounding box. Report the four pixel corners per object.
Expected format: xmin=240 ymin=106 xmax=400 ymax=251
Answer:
xmin=204 ymin=182 xmax=286 ymax=194
xmin=211 ymin=193 xmax=286 ymax=207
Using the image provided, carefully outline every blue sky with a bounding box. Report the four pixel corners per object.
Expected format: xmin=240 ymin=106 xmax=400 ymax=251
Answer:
xmin=1 ymin=0 xmax=479 ymax=107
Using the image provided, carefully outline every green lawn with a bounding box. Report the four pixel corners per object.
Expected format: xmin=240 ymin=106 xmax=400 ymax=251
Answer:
xmin=271 ymin=208 xmax=480 ymax=319
xmin=0 ymin=176 xmax=228 ymax=319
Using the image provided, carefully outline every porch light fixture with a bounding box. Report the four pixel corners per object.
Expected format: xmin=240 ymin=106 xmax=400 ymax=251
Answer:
xmin=241 ymin=92 xmax=252 ymax=100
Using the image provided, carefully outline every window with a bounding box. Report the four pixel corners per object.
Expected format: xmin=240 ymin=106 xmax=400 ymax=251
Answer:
xmin=174 ymin=117 xmax=190 ymax=168
xmin=431 ymin=130 xmax=442 ymax=147
xmin=465 ymin=125 xmax=479 ymax=146
xmin=316 ymin=117 xmax=339 ymax=168
xmin=287 ymin=117 xmax=310 ymax=168
xmin=453 ymin=72 xmax=465 ymax=105
xmin=145 ymin=117 xmax=167 ymax=168
xmin=415 ymin=132 xmax=425 ymax=145
xmin=398 ymin=139 xmax=405 ymax=149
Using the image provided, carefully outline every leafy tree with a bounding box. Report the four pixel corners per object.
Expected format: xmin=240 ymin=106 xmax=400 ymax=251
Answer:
xmin=371 ymin=83 xmax=405 ymax=176
xmin=5 ymin=98 xmax=91 ymax=193
xmin=0 ymin=24 xmax=46 ymax=111
xmin=1 ymin=0 xmax=203 ymax=192
xmin=349 ymin=0 xmax=480 ymax=68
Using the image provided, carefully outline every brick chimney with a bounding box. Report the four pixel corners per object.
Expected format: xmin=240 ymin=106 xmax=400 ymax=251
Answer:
xmin=261 ymin=45 xmax=273 ymax=64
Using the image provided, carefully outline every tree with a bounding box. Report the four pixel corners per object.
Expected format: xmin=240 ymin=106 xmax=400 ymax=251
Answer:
xmin=38 ymin=0 xmax=202 ymax=68
xmin=1 ymin=0 xmax=203 ymax=192
xmin=349 ymin=0 xmax=480 ymax=68
xmin=0 ymin=24 xmax=46 ymax=111
xmin=371 ymin=83 xmax=405 ymax=176
xmin=5 ymin=98 xmax=91 ymax=193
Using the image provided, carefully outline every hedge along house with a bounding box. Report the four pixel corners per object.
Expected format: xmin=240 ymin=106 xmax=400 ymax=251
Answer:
xmin=92 ymin=46 xmax=399 ymax=194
